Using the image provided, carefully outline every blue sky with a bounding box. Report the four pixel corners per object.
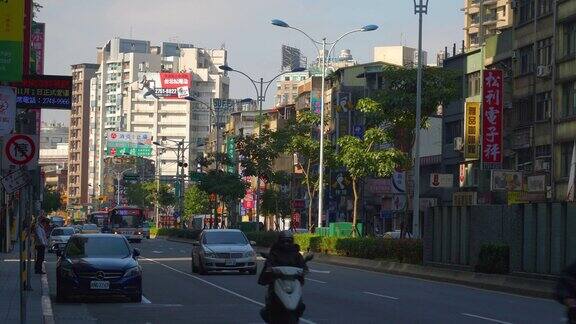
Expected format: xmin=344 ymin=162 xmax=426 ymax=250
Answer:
xmin=37 ymin=0 xmax=463 ymax=124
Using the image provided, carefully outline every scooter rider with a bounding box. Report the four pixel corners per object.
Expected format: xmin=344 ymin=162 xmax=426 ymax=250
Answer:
xmin=258 ymin=230 xmax=307 ymax=323
xmin=557 ymin=261 xmax=576 ymax=324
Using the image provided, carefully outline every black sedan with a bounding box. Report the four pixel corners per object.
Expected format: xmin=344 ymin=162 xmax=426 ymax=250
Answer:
xmin=56 ymin=234 xmax=142 ymax=302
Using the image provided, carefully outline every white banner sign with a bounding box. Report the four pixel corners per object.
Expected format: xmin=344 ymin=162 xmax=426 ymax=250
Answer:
xmin=0 ymin=86 xmax=16 ymax=136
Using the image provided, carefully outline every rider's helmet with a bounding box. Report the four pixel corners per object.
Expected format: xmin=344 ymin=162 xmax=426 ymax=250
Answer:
xmin=278 ymin=230 xmax=294 ymax=246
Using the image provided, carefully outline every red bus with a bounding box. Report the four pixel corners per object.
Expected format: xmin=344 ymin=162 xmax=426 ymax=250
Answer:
xmin=109 ymin=206 xmax=145 ymax=242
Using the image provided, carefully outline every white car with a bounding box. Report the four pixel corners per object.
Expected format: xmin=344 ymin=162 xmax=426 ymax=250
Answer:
xmin=49 ymin=227 xmax=75 ymax=252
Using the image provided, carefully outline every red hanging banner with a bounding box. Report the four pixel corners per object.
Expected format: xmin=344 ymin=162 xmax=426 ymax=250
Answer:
xmin=482 ymin=69 xmax=503 ymax=165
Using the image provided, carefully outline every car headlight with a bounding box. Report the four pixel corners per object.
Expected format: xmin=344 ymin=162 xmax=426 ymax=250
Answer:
xmin=123 ymin=266 xmax=142 ymax=278
xmin=61 ymin=267 xmax=76 ymax=278
xmin=243 ymin=251 xmax=255 ymax=258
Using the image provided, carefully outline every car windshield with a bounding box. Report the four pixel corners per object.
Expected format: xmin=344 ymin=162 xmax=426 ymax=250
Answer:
xmin=83 ymin=224 xmax=97 ymax=230
xmin=52 ymin=228 xmax=75 ymax=236
xmin=203 ymin=231 xmax=248 ymax=245
xmin=65 ymin=236 xmax=131 ymax=258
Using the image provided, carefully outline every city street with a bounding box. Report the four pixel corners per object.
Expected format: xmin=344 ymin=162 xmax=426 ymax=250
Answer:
xmin=45 ymin=238 xmax=565 ymax=324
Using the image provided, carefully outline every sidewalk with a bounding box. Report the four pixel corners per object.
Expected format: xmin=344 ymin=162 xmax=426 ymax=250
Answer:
xmin=0 ymin=245 xmax=52 ymax=324
xmin=162 ymin=236 xmax=556 ymax=299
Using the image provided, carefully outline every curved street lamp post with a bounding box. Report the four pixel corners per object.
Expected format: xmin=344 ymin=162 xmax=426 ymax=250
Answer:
xmin=271 ymin=19 xmax=378 ymax=229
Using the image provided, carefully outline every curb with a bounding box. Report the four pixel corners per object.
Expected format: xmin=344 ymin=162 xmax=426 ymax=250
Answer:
xmin=41 ymin=271 xmax=55 ymax=324
xmin=160 ymin=236 xmax=555 ymax=299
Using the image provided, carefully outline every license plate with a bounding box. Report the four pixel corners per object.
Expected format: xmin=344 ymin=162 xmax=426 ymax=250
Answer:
xmin=90 ymin=281 xmax=110 ymax=290
xmin=225 ymin=259 xmax=236 ymax=266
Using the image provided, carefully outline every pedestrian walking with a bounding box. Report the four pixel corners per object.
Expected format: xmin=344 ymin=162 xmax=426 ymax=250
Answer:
xmin=34 ymin=218 xmax=49 ymax=274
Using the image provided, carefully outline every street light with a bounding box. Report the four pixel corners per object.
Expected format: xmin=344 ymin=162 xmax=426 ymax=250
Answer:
xmin=412 ymin=0 xmax=429 ymax=239
xmin=271 ymin=18 xmax=378 ymax=229
xmin=218 ymin=64 xmax=307 ymax=223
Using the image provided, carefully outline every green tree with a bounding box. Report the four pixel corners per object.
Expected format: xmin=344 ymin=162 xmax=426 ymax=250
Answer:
xmin=183 ymin=185 xmax=210 ymax=222
xmin=260 ymin=171 xmax=292 ymax=230
xmin=284 ymin=111 xmax=335 ymax=229
xmin=42 ymin=187 xmax=61 ymax=214
xmin=357 ymin=65 xmax=459 ymax=153
xmin=236 ymin=127 xmax=285 ymax=181
xmin=125 ymin=182 xmax=152 ymax=209
xmin=198 ymin=170 xmax=248 ymax=227
xmin=338 ymin=128 xmax=407 ymax=236
xmin=125 ymin=181 xmax=175 ymax=214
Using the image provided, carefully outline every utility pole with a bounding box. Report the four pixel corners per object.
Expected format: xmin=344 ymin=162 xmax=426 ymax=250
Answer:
xmin=412 ymin=0 xmax=429 ymax=239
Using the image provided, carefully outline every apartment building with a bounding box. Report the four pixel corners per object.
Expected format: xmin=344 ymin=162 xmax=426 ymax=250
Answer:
xmin=463 ymin=0 xmax=513 ymax=49
xmin=275 ymin=70 xmax=309 ymax=106
xmin=89 ymin=38 xmax=230 ymax=199
xmin=373 ymin=45 xmax=428 ymax=67
xmin=67 ymin=63 xmax=98 ymax=207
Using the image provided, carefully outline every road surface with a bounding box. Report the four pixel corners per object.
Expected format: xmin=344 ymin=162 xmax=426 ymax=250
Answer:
xmin=45 ymin=238 xmax=565 ymax=324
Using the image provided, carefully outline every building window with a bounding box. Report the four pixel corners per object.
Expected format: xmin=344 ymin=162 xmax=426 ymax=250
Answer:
xmin=466 ymin=71 xmax=481 ymax=97
xmin=469 ymin=13 xmax=479 ymax=25
xmin=537 ymin=0 xmax=552 ymax=16
xmin=444 ymin=120 xmax=462 ymax=145
xmin=284 ymin=76 xmax=290 ymax=81
xmin=469 ymin=33 xmax=479 ymax=46
xmin=537 ymin=38 xmax=552 ymax=66
xmin=563 ymin=22 xmax=576 ymax=57
xmin=535 ymin=92 xmax=551 ymax=121
xmin=518 ymin=0 xmax=534 ymax=24
xmin=561 ymin=142 xmax=574 ymax=177
xmin=535 ymin=145 xmax=551 ymax=158
xmin=519 ymin=45 xmax=534 ymax=75
xmin=562 ymin=81 xmax=576 ymax=117
xmin=516 ymin=96 xmax=534 ymax=124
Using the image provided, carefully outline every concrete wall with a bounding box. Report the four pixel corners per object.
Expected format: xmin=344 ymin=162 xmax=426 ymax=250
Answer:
xmin=425 ymin=203 xmax=576 ymax=275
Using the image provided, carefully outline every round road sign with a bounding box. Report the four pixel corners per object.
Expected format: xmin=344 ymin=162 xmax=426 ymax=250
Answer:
xmin=5 ymin=134 xmax=36 ymax=165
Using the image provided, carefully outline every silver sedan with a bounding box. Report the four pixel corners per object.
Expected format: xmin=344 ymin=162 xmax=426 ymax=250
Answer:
xmin=191 ymin=229 xmax=257 ymax=275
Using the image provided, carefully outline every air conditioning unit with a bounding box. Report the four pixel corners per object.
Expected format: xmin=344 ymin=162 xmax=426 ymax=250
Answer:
xmin=536 ymin=65 xmax=551 ymax=78
xmin=454 ymin=137 xmax=464 ymax=151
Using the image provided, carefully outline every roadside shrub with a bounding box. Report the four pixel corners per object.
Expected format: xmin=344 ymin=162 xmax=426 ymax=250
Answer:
xmin=475 ymin=244 xmax=510 ymax=274
xmin=150 ymin=227 xmax=158 ymax=237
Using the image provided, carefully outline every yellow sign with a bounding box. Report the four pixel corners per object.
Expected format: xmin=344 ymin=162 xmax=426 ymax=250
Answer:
xmin=464 ymin=102 xmax=481 ymax=159
xmin=0 ymin=0 xmax=25 ymax=41
xmin=507 ymin=191 xmax=528 ymax=205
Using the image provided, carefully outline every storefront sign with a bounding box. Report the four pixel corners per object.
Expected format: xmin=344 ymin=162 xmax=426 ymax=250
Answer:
xmin=310 ymin=90 xmax=321 ymax=114
xmin=527 ymin=175 xmax=546 ymax=192
xmin=482 ymin=69 xmax=503 ymax=165
xmin=10 ymin=75 xmax=73 ymax=109
xmin=491 ymin=170 xmax=523 ymax=191
xmin=0 ymin=86 xmax=16 ymax=135
xmin=453 ymin=192 xmax=477 ymax=206
xmin=0 ymin=0 xmax=24 ymax=81
xmin=31 ymin=22 xmax=45 ymax=75
xmin=464 ymin=102 xmax=480 ymax=159
xmin=430 ymin=173 xmax=453 ymax=188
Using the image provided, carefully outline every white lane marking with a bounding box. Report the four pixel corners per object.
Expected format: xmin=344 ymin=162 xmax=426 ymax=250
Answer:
xmin=363 ymin=291 xmax=399 ymax=300
xmin=151 ymin=250 xmax=163 ymax=254
xmin=140 ymin=257 xmax=192 ymax=261
xmin=142 ymin=257 xmax=316 ymax=324
xmin=305 ymin=278 xmax=327 ymax=284
xmin=124 ymin=304 xmax=182 ymax=308
xmin=309 ymin=269 xmax=330 ymax=274
xmin=309 ymin=262 xmax=554 ymax=302
xmin=461 ymin=313 xmax=513 ymax=324
xmin=3 ymin=259 xmax=19 ymax=262
xmin=141 ymin=296 xmax=152 ymax=304
xmin=179 ymin=250 xmax=186 ymax=253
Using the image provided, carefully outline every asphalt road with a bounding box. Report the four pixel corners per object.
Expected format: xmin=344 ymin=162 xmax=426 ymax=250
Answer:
xmin=45 ymin=238 xmax=565 ymax=324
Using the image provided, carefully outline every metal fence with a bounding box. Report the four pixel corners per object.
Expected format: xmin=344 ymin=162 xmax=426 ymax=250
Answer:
xmin=424 ymin=203 xmax=576 ymax=275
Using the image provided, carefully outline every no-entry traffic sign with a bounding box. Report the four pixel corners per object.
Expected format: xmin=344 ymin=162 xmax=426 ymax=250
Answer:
xmin=2 ymin=134 xmax=38 ymax=170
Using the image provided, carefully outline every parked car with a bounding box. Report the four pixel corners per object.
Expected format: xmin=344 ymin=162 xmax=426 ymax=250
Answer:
xmin=55 ymin=234 xmax=142 ymax=302
xmin=382 ymin=230 xmax=413 ymax=239
xmin=191 ymin=229 xmax=257 ymax=275
xmin=49 ymin=227 xmax=75 ymax=253
xmin=81 ymin=223 xmax=100 ymax=234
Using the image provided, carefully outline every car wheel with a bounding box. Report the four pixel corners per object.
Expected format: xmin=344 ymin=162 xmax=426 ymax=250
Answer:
xmin=129 ymin=293 xmax=142 ymax=303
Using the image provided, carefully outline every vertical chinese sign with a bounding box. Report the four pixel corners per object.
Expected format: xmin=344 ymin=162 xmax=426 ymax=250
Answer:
xmin=464 ymin=102 xmax=480 ymax=159
xmin=482 ymin=69 xmax=503 ymax=167
xmin=0 ymin=0 xmax=25 ymax=81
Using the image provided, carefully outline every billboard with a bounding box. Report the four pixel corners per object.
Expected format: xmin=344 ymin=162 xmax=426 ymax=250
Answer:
xmin=482 ymin=69 xmax=503 ymax=166
xmin=491 ymin=170 xmax=523 ymax=191
xmin=137 ymin=72 xmax=191 ymax=100
xmin=0 ymin=87 xmax=16 ymax=136
xmin=10 ymin=75 xmax=72 ymax=109
xmin=311 ymin=90 xmax=321 ymax=114
xmin=281 ymin=45 xmax=305 ymax=71
xmin=106 ymin=131 xmax=152 ymax=157
xmin=0 ymin=0 xmax=24 ymax=81
xmin=464 ymin=102 xmax=480 ymax=159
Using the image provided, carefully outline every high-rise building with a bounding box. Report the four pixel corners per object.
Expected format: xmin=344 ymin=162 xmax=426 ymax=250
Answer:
xmin=373 ymin=46 xmax=428 ymax=67
xmin=88 ymin=38 xmax=230 ymax=201
xmin=68 ymin=63 xmax=98 ymax=208
xmin=462 ymin=0 xmax=513 ymax=50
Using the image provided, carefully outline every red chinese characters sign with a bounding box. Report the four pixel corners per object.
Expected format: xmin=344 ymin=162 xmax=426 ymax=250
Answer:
xmin=482 ymin=69 xmax=503 ymax=164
